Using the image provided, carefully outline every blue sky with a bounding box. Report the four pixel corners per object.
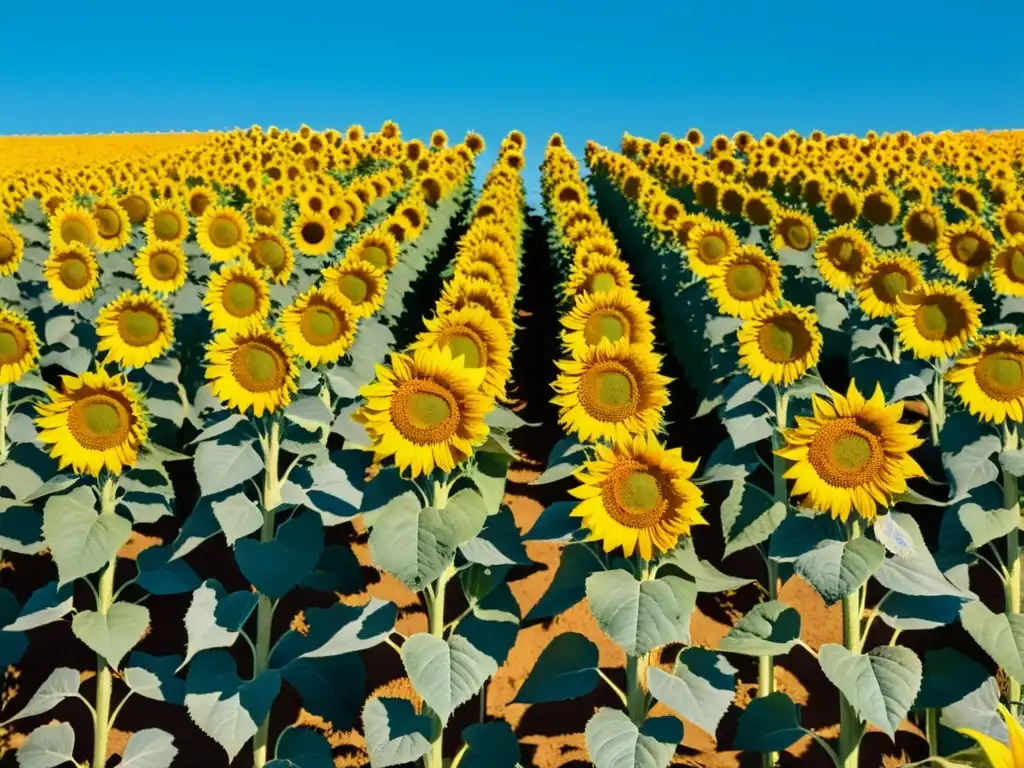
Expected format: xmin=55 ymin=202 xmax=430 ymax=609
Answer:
xmin=1 ymin=0 xmax=1022 ymax=203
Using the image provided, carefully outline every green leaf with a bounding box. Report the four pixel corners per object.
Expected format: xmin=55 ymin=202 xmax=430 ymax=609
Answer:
xmin=4 ymin=582 xmax=73 ymax=632
xmin=185 ymin=650 xmax=281 ymax=762
xmin=16 ymin=722 xmax=75 ymax=768
xmin=874 ymin=512 xmax=973 ymax=598
xmin=362 ymin=697 xmax=432 ymax=768
xmin=721 ymin=482 xmax=787 ymax=559
xmin=526 ymin=545 xmax=602 ymax=621
xmin=136 ymin=545 xmax=201 ymax=596
xmin=42 ymin=486 xmax=131 ymax=586
xmin=211 ymin=492 xmax=263 ymax=546
xmin=124 ymin=652 xmax=186 ymax=705
xmin=1 ymin=668 xmax=79 ymax=725
xmin=648 ymin=647 xmax=737 ymax=737
xmin=514 ymin=632 xmax=599 ymax=704
xmin=119 ymin=729 xmax=178 ymax=768
xmin=465 ymin=452 xmax=511 ymax=515
xmin=913 ymin=648 xmax=990 ymax=710
xmin=72 ymin=602 xmax=150 ymax=670
xmin=717 ymin=601 xmax=801 ymax=657
xmin=786 ymin=532 xmax=886 ymax=607
xmin=817 ymin=643 xmax=922 ymax=738
xmin=484 ymin=406 xmax=536 ymax=431
xmin=460 ymin=721 xmax=520 ymax=768
xmin=460 ymin=506 xmax=529 ymax=566
xmin=732 ymin=692 xmax=805 ymax=752
xmin=943 ymin=435 xmax=1001 ymax=503
xmin=958 ymin=501 xmax=1020 ymax=549
xmin=0 ymin=589 xmax=27 ymax=667
xmin=401 ymin=634 xmax=497 ymax=724
xmin=723 ymin=412 xmax=773 ymax=449
xmin=815 ymin=291 xmax=848 ymax=330
xmin=585 ymin=708 xmax=681 ymax=768
xmin=585 ymin=571 xmax=697 ymax=656
xmin=235 ymin=512 xmax=325 ymax=599
xmin=298 ymin=598 xmax=397 ymax=660
xmin=660 ymin=538 xmax=752 ymax=593
xmin=959 ymin=602 xmax=1024 ymax=681
xmin=268 ymin=727 xmax=333 ymax=768
xmin=301 ymin=545 xmax=365 ymax=594
xmin=285 ymin=396 xmax=332 ymax=433
xmin=532 ymin=437 xmax=589 ymax=485
xmin=305 ymin=450 xmax=372 ymax=523
xmin=999 ymin=449 xmax=1024 ymax=477
xmin=183 ymin=580 xmax=258 ymax=665
xmin=940 ymin=677 xmax=1006 ymax=744
xmin=194 ymin=438 xmax=263 ymax=497
xmin=523 ymin=501 xmax=584 ymax=542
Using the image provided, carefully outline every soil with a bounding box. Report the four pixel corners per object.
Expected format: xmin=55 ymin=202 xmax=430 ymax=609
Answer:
xmin=0 ymin=212 xmax=963 ymax=767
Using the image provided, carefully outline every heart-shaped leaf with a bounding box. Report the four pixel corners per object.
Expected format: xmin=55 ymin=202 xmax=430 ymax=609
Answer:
xmin=717 ymin=601 xmax=801 ymax=656
xmin=515 ymin=632 xmax=599 ymax=704
xmin=959 ymin=602 xmax=1024 ymax=681
xmin=124 ymin=652 xmax=186 ymax=705
xmin=235 ymin=512 xmax=324 ymax=599
xmin=648 ymin=647 xmax=737 ymax=737
xmin=183 ymin=580 xmax=259 ymax=666
xmin=16 ymin=722 xmax=75 ymax=768
xmin=461 ymin=721 xmax=520 ymax=768
xmin=119 ymin=729 xmax=178 ymax=768
xmin=401 ymin=634 xmax=497 ymax=724
xmin=585 ymin=708 xmax=681 ymax=768
xmin=267 ymin=727 xmax=333 ymax=768
xmin=585 ymin=570 xmax=696 ymax=656
xmin=733 ymin=692 xmax=806 ymax=752
xmin=362 ymin=697 xmax=432 ymax=768
xmin=72 ymin=602 xmax=150 ymax=669
xmin=1 ymin=668 xmax=79 ymax=725
xmin=42 ymin=486 xmax=131 ymax=585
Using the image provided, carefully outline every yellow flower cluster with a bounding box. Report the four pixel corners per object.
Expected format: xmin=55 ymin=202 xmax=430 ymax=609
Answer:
xmin=542 ymin=135 xmax=706 ymax=561
xmin=355 ymin=131 xmax=525 ymax=479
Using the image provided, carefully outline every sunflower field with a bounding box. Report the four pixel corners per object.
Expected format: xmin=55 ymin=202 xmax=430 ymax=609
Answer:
xmin=0 ymin=124 xmax=1022 ymax=768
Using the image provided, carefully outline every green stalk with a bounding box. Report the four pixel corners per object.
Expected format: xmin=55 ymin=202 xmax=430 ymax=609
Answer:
xmin=253 ymin=419 xmax=282 ymax=768
xmin=929 ymin=369 xmax=945 ymax=446
xmin=839 ymin=519 xmax=863 ymax=768
xmin=1005 ymin=423 xmax=1021 ymax=714
xmin=759 ymin=390 xmax=789 ymax=768
xmin=0 ymin=384 xmax=9 ymax=465
xmin=626 ymin=561 xmax=653 ymax=727
xmin=925 ymin=707 xmax=940 ymax=757
xmin=424 ymin=480 xmax=453 ymax=768
xmin=91 ymin=477 xmax=118 ymax=768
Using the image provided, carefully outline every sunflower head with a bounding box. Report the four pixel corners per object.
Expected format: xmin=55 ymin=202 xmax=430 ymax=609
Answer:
xmin=134 ymin=241 xmax=188 ymax=295
xmin=895 ymin=281 xmax=983 ymax=360
xmin=996 ymin=200 xmax=1024 ymax=241
xmin=737 ymin=304 xmax=823 ymax=387
xmin=247 ymin=227 xmax=295 ymax=284
xmin=145 ymin=202 xmax=189 ymax=244
xmin=45 ymin=242 xmax=100 ymax=305
xmin=197 ymin=205 xmax=251 ymax=262
xmin=206 ymin=327 xmax=299 ymax=417
xmin=349 ymin=230 xmax=400 ymax=272
xmin=564 ymin=254 xmax=633 ymax=299
xmin=437 ymin=277 xmax=514 ymax=334
xmin=935 ymin=220 xmax=995 ymax=282
xmin=570 ymin=433 xmax=707 ymax=561
xmin=91 ymin=197 xmax=131 ymax=253
xmin=278 ymin=287 xmax=359 ymax=367
xmin=902 ymin=203 xmax=944 ymax=246
xmin=34 ymin=370 xmax=149 ymax=477
xmin=993 ymin=236 xmax=1024 ymax=297
xmin=947 ymin=332 xmax=1024 ymax=424
xmin=778 ymin=381 xmax=924 ymax=522
xmin=245 ymin=197 xmax=284 ymax=231
xmin=560 ymin=288 xmax=655 ymax=352
xmin=855 ymin=253 xmax=923 ymax=318
xmin=0 ymin=307 xmax=41 ymax=386
xmin=290 ymin=211 xmax=335 ymax=257
xmin=815 ymin=225 xmax=875 ymax=292
xmin=50 ymin=204 xmax=98 ymax=248
xmin=771 ymin=209 xmax=818 ymax=252
xmin=685 ymin=221 xmax=740 ymax=278
xmin=355 ymin=345 xmax=491 ymax=478
xmin=552 ymin=339 xmax=670 ymax=444
xmin=186 ymin=185 xmax=217 ymax=218
xmin=706 ymin=244 xmax=782 ymax=319
xmin=320 ymin=257 xmax=388 ymax=319
xmin=0 ymin=221 xmax=25 ymax=277
xmin=204 ymin=259 xmax=272 ymax=333
xmin=825 ymin=187 xmax=862 ymax=225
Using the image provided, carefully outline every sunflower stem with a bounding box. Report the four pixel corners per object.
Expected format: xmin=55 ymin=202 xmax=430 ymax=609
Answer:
xmin=929 ymin=367 xmax=946 ymax=446
xmin=839 ymin=519 xmax=863 ymax=768
xmin=91 ymin=477 xmax=118 ymax=768
xmin=1004 ymin=422 xmax=1021 ymax=715
xmin=423 ymin=562 xmax=456 ymax=768
xmin=925 ymin=706 xmax=940 ymax=756
xmin=253 ymin=419 xmax=282 ymax=768
xmin=626 ymin=560 xmax=653 ymax=727
xmin=0 ymin=384 xmax=9 ymax=466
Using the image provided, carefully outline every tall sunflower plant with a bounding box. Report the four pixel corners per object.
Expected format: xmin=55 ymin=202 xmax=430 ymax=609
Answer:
xmin=343 ymin=142 xmax=531 ymax=768
xmin=171 ymin=165 xmax=476 ymax=768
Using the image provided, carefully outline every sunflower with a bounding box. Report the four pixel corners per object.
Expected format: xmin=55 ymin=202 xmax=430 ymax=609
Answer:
xmin=825 ymin=187 xmax=862 ymax=225
xmin=454 ymin=258 xmax=505 ymax=289
xmin=196 ymin=205 xmax=251 ymax=262
xmin=771 ymin=209 xmax=819 ymax=252
xmin=204 ymin=260 xmax=272 ymax=334
xmin=44 ymin=242 xmax=100 ymax=305
xmin=0 ymin=307 xmax=41 ymax=385
xmin=814 ymin=224 xmax=875 ymax=292
xmin=706 ymin=244 xmax=783 ymax=319
xmin=570 ymin=433 xmax=706 ymax=560
xmin=560 ymin=288 xmax=655 ymax=353
xmin=134 ymin=241 xmax=188 ymax=295
xmin=321 ymin=258 xmax=388 ymax=319
xmin=50 ymin=204 xmax=98 ymax=248
xmin=552 ymin=339 xmax=670 ymax=443
xmin=185 ymin=185 xmax=217 ymax=218
xmin=34 ymin=370 xmax=149 ymax=476
xmin=206 ymin=327 xmax=299 ymax=417
xmin=993 ymin=237 xmax=1024 ymax=297
xmin=91 ymin=197 xmax=131 ymax=253
xmin=895 ymin=282 xmax=982 ymax=360
xmin=563 ymin=255 xmax=633 ymax=299
xmin=278 ymin=287 xmax=358 ymax=366
xmin=143 ymin=202 xmax=188 ymax=245
xmin=95 ymin=291 xmax=175 ymax=368
xmin=436 ymin=277 xmax=514 ymax=334
xmin=409 ymin=306 xmax=513 ymax=400
xmin=777 ymin=381 xmax=925 ymax=522
xmin=245 ymin=196 xmax=284 ymax=231
xmin=996 ymin=199 xmax=1024 ymax=241
xmin=738 ymin=304 xmax=823 ymax=387
xmin=354 ymin=345 xmax=491 ymax=478
xmin=950 ymin=182 xmax=984 ymax=216
xmin=947 ymin=333 xmax=1024 ymax=424
xmin=290 ymin=211 xmax=335 ymax=257
xmin=902 ymin=203 xmax=944 ymax=246
xmin=459 ymin=242 xmax=518 ymax=295
xmin=958 ymin=703 xmax=1024 ymax=768
xmin=855 ymin=253 xmax=924 ymax=318
xmin=0 ymin=220 xmax=25 ymax=277
xmin=349 ymin=230 xmax=400 ymax=271
xmin=861 ymin=187 xmax=900 ymax=226
xmin=935 ymin=220 xmax=995 ymax=282
xmin=683 ymin=220 xmax=740 ymax=278
xmin=246 ymin=227 xmax=294 ymax=284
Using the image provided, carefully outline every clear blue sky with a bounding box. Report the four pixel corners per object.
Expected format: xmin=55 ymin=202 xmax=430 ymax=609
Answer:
xmin=2 ymin=0 xmax=1022 ymax=204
